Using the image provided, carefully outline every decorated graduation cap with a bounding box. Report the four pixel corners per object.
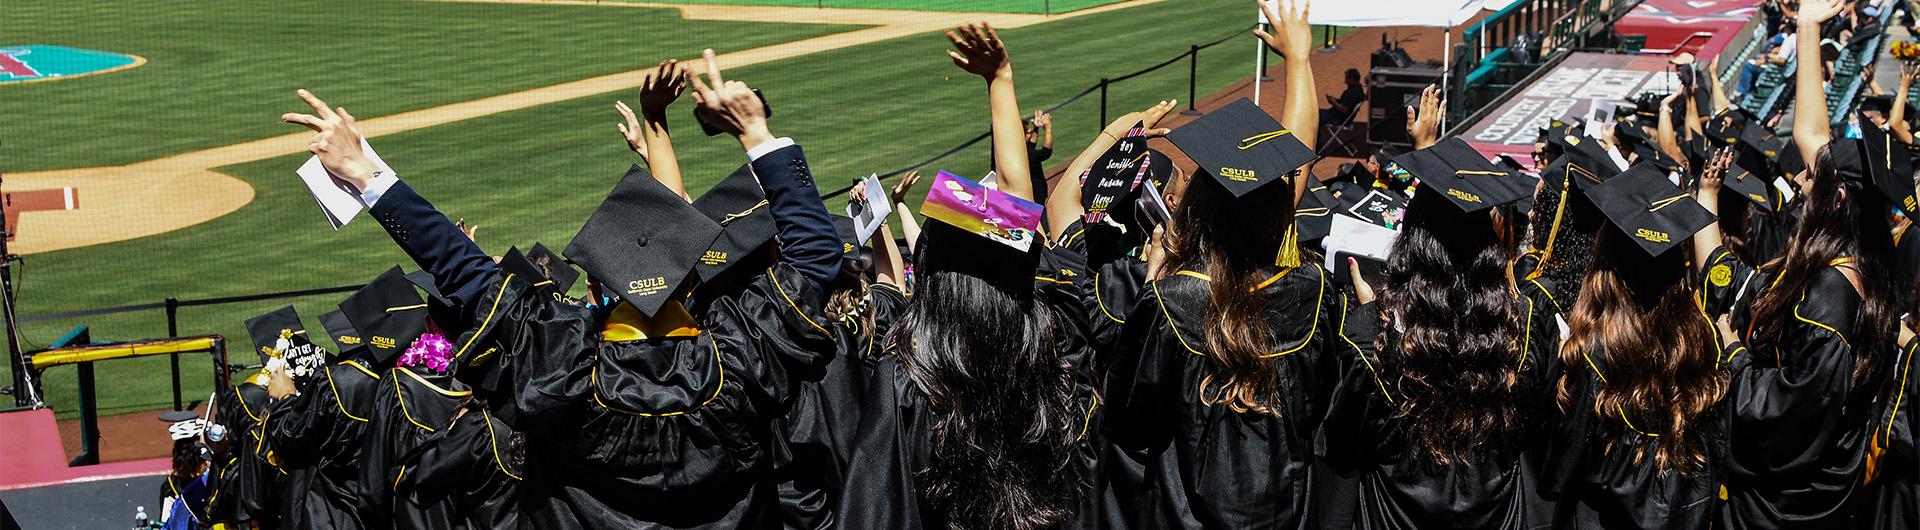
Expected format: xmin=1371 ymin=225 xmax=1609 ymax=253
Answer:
xmin=319 ymin=309 xmax=367 ymax=360
xmin=338 ymin=266 xmax=430 ymax=367
xmin=566 ymin=165 xmax=725 ymax=317
xmin=159 ymin=410 xmax=205 ymax=441
xmin=1394 ymin=138 xmax=1534 ymax=213
xmin=1855 ymin=117 xmax=1918 ymax=212
xmin=1082 ymin=124 xmax=1151 ymax=219
xmin=1166 ymin=98 xmax=1315 ymax=199
xmin=1588 ymin=164 xmax=1717 ymax=256
xmin=528 ymin=243 xmax=579 ymax=293
xmin=245 ymin=306 xmax=326 ymax=379
xmin=919 ymin=170 xmax=1045 ymax=253
xmin=692 ymin=164 xmax=778 ymax=279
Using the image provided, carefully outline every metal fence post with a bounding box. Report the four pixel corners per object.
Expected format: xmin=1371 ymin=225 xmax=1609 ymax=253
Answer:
xmin=1184 ymin=45 xmax=1202 ymax=115
xmin=166 ymin=296 xmax=181 ymax=411
xmin=1099 ymin=78 xmax=1110 ymax=127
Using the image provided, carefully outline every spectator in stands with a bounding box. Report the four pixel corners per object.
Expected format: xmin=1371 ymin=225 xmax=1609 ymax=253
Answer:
xmin=1737 ymin=22 xmax=1797 ymax=98
xmin=1025 ymin=110 xmax=1054 ymax=202
xmin=1321 ymin=68 xmax=1366 ymax=129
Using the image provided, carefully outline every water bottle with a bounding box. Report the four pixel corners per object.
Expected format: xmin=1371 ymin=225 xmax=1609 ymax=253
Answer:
xmin=132 ymin=505 xmax=150 ymax=529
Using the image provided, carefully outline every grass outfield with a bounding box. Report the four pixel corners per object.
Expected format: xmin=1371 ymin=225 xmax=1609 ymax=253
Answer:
xmin=0 ymin=0 xmax=861 ymax=171
xmin=8 ymin=0 xmax=1263 ymax=418
xmin=635 ymin=0 xmax=1124 ymax=14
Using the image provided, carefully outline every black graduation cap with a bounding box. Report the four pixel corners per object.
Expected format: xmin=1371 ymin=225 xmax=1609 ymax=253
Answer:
xmin=244 ymin=306 xmax=309 ymax=363
xmin=565 ymin=165 xmax=725 ymax=317
xmin=319 ymin=309 xmax=367 ymax=359
xmin=1393 ymin=138 xmax=1533 ymax=213
xmin=1860 ymin=95 xmax=1895 ymax=115
xmin=1721 ymin=161 xmax=1777 ymax=213
xmin=1634 ymin=142 xmax=1683 ymax=173
xmin=337 ymin=266 xmax=430 ymax=366
xmin=833 ymin=215 xmax=862 ymax=259
xmin=1734 ymin=124 xmax=1784 ymax=176
xmin=1540 ymin=132 xmax=1622 ymax=195
xmin=158 ymin=410 xmax=198 ymax=424
xmin=1492 ymin=154 xmax=1529 ymax=174
xmin=1588 ymin=164 xmax=1717 ymax=256
xmin=1083 ymin=125 xmax=1149 ymax=216
xmin=1856 ymin=119 xmax=1919 ymax=212
xmin=403 ymin=270 xmax=451 ymax=306
xmin=1704 ymin=112 xmax=1745 ymax=146
xmin=1613 ymin=120 xmax=1652 ymax=148
xmin=498 ymin=247 xmax=555 ymax=292
xmin=528 ymin=243 xmax=579 ymax=293
xmin=1295 ymin=183 xmax=1340 ymax=242
xmin=1331 ymin=162 xmax=1376 ymax=187
xmin=1166 ymin=98 xmax=1315 ymax=198
xmin=691 ymin=164 xmax=778 ymax=280
xmin=1777 ymin=138 xmax=1808 ymax=177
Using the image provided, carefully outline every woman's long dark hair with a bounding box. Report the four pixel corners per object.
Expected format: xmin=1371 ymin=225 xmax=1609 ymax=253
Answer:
xmin=1523 ymin=179 xmax=1600 ymax=305
xmin=896 ymin=223 xmax=1084 ymax=530
xmin=1560 ymin=231 xmax=1726 ymax=473
xmin=171 ymin=438 xmax=202 ymax=478
xmin=1749 ymin=143 xmax=1900 ymax=394
xmin=1379 ymin=193 xmax=1528 ymax=465
xmin=1159 ymin=175 xmax=1297 ymax=415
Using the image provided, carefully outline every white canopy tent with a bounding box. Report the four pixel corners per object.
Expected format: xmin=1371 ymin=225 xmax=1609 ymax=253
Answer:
xmin=1253 ymin=0 xmax=1487 ymax=128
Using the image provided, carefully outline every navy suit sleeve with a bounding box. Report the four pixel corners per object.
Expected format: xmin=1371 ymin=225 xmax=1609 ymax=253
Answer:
xmin=369 ymin=181 xmax=501 ymax=323
xmin=751 ymin=144 xmax=841 ymax=288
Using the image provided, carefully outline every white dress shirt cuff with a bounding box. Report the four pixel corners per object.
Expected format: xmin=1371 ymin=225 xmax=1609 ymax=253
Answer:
xmin=360 ymin=172 xmax=400 ymax=206
xmin=745 ymin=137 xmax=796 ymax=161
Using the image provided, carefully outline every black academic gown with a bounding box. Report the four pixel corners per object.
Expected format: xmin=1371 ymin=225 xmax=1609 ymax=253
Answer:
xmin=772 ymin=281 xmax=908 ymax=530
xmin=263 ymin=359 xmax=382 ymax=529
xmin=1860 ymin=338 xmax=1919 ymax=530
xmin=835 ymin=245 xmax=1103 ymax=530
xmin=1698 ymin=247 xmax=1878 ymax=528
xmin=1541 ymin=344 xmax=1732 ymax=530
xmin=1320 ymin=279 xmax=1560 ymax=530
xmin=395 ymin=406 xmax=524 ymax=530
xmin=1101 ymin=262 xmax=1352 ymax=530
xmin=207 ymin=375 xmax=278 ymax=528
xmin=361 ymin=366 xmax=471 ymax=530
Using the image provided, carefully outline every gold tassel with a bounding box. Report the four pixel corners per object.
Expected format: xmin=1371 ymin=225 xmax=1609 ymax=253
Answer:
xmin=1275 ymin=223 xmax=1301 ymax=269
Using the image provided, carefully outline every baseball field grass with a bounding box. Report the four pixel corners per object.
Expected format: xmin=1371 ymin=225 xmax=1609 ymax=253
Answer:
xmin=637 ymin=0 xmax=1124 ymax=14
xmin=5 ymin=0 xmax=1262 ymax=419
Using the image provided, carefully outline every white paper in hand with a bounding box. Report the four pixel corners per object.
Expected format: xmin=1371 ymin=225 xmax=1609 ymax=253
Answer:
xmin=846 ymin=174 xmax=893 ymax=245
xmin=1323 ymin=213 xmax=1399 ymax=271
xmin=297 ymin=138 xmax=392 ymax=230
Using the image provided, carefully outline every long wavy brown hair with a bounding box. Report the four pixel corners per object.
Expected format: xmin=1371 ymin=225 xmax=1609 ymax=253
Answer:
xmin=1377 ymin=195 xmax=1529 ymax=465
xmin=1749 ymin=144 xmax=1900 ymax=394
xmin=1161 ymin=172 xmax=1298 ymax=415
xmin=1560 ymin=231 xmax=1726 ymax=473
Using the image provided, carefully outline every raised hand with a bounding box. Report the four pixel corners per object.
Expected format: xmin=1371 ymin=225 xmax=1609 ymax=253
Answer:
xmin=1033 ymin=110 xmax=1052 ymax=129
xmin=1139 ymin=99 xmax=1178 ymax=137
xmin=688 ymin=49 xmax=773 ymax=150
xmin=282 ymin=89 xmax=379 ymax=191
xmin=1406 ymin=85 xmax=1444 ymax=150
xmin=946 ymin=22 xmax=1011 ymax=81
xmin=615 ymin=101 xmax=646 ymax=157
xmin=890 ymin=170 xmax=923 ymax=205
xmin=1697 ymin=147 xmax=1734 ymax=203
xmin=1254 ymin=0 xmax=1314 ymax=59
xmin=639 ymin=60 xmax=689 ymax=114
xmin=1145 ymin=225 xmax=1171 ymax=280
xmin=1903 ymin=62 xmax=1919 ymax=88
xmin=1798 ymin=0 xmax=1843 ymax=25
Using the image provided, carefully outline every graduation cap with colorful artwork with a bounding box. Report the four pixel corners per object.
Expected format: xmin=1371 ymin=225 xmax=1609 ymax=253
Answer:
xmin=919 ymin=170 xmax=1045 ymax=253
xmin=1588 ymin=164 xmax=1717 ymax=256
xmin=691 ymin=164 xmax=778 ymax=280
xmin=565 ymin=165 xmax=725 ymax=317
xmin=1082 ymin=124 xmax=1150 ymax=219
xmin=1166 ymin=98 xmax=1316 ymax=199
xmin=337 ymin=267 xmax=430 ymax=367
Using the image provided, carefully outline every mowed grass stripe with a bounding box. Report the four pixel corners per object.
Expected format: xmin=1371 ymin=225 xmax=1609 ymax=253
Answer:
xmin=0 ymin=0 xmax=862 ymax=171
xmin=628 ymin=0 xmax=1124 ymax=14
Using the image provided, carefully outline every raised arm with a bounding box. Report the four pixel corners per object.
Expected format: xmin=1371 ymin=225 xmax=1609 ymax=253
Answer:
xmin=1039 ymin=110 xmax=1054 ymax=150
xmin=1256 ymin=0 xmax=1318 ymax=205
xmin=1692 ymin=149 xmax=1735 ymax=273
xmin=948 ymin=22 xmax=1034 ymax=202
xmin=1407 ymin=85 xmax=1442 ymax=150
xmin=1793 ymin=0 xmax=1844 ymax=163
xmin=889 ymin=171 xmax=924 ymax=255
xmin=1710 ymin=54 xmax=1732 ymax=116
xmin=1659 ymin=90 xmax=1686 ymax=164
xmin=618 ymin=60 xmax=694 ymax=202
xmin=690 ymin=48 xmax=840 ymax=286
xmin=1894 ymin=63 xmax=1916 ymax=144
xmin=281 ymin=89 xmax=499 ymax=319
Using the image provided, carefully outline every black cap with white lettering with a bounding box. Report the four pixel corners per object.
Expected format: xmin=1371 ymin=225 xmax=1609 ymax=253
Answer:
xmin=565 ymin=165 xmax=724 ymax=317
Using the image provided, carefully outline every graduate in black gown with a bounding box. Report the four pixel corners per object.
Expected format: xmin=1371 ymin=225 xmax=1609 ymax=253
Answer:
xmin=259 ymin=309 xmax=383 ymax=529
xmin=1101 ymin=5 xmax=1349 ymax=526
xmin=1543 ymin=161 xmax=1729 ymax=530
xmin=206 ymin=308 xmax=316 ymax=529
xmin=1693 ymin=7 xmax=1910 ymax=521
xmin=836 ymin=22 xmax=1095 ymax=530
xmin=1514 ymin=119 xmax=1613 ymax=316
xmin=1865 ymin=324 xmax=1920 ymax=529
xmin=1324 ymin=100 xmax=1560 ymax=530
xmin=341 ymin=267 xmax=468 ymax=530
xmin=394 ymin=398 xmax=524 ymax=530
